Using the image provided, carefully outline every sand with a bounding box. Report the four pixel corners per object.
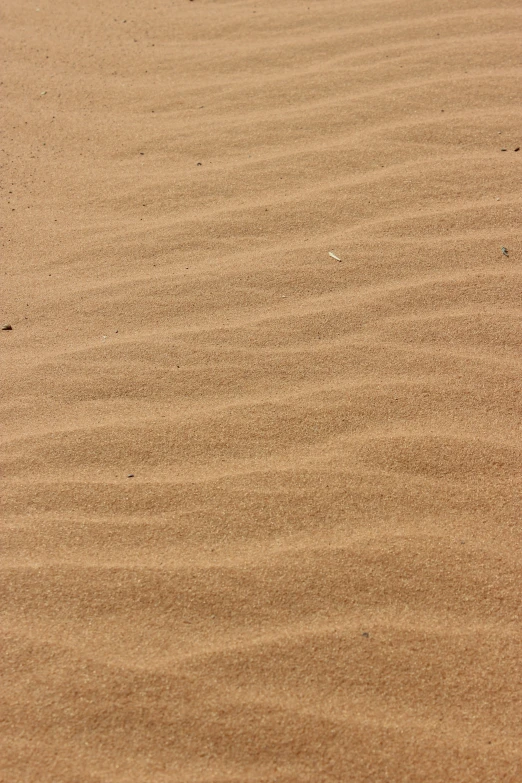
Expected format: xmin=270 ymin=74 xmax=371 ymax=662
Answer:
xmin=1 ymin=0 xmax=521 ymax=780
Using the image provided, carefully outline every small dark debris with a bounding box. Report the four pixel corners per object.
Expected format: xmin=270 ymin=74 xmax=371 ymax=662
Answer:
xmin=515 ymin=147 xmax=520 ymax=152
xmin=501 ymin=148 xmax=507 ymax=151
xmin=197 ymin=162 xmax=202 ymax=166
xmin=127 ymin=474 xmax=134 ymax=478
xmin=362 ymin=632 xmax=369 ymax=638
xmin=2 ymin=324 xmax=13 ymax=330
xmin=140 ymin=152 xmax=144 ymax=155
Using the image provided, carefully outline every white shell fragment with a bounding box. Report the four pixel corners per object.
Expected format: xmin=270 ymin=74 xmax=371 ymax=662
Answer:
xmin=328 ymin=252 xmax=341 ymax=261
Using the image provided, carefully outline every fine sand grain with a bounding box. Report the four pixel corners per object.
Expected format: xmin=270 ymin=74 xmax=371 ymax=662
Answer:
xmin=2 ymin=0 xmax=521 ymax=781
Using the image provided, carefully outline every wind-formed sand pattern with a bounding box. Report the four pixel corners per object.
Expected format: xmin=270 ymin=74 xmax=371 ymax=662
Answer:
xmin=2 ymin=0 xmax=521 ymax=780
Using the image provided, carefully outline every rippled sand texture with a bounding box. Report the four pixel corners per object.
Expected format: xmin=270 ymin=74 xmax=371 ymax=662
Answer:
xmin=2 ymin=0 xmax=522 ymax=780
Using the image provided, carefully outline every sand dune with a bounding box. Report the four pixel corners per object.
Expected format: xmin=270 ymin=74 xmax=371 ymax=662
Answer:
xmin=2 ymin=0 xmax=521 ymax=780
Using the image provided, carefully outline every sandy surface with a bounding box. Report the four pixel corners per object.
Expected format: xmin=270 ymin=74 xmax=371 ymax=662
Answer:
xmin=2 ymin=0 xmax=521 ymax=780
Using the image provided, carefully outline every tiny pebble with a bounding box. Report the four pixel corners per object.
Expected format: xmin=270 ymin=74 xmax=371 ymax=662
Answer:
xmin=127 ymin=474 xmax=134 ymax=478
xmin=2 ymin=324 xmax=13 ymax=330
xmin=362 ymin=632 xmax=370 ymax=638
xmin=515 ymin=147 xmax=520 ymax=152
xmin=501 ymin=148 xmax=507 ymax=151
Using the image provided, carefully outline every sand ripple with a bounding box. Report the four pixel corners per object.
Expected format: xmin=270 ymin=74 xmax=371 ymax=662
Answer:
xmin=2 ymin=0 xmax=521 ymax=780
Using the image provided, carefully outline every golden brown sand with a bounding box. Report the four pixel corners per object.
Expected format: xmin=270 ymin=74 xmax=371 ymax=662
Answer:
xmin=2 ymin=0 xmax=521 ymax=780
